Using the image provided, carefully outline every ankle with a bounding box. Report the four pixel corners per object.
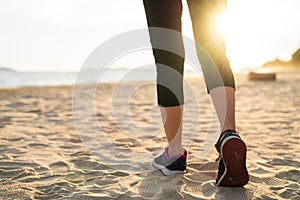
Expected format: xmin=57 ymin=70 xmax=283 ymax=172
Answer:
xmin=221 ymin=126 xmax=236 ymax=133
xmin=167 ymin=145 xmax=184 ymax=157
xmin=221 ymin=128 xmax=237 ymax=134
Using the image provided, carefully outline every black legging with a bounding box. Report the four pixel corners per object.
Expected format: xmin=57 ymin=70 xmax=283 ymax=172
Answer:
xmin=143 ymin=0 xmax=235 ymax=107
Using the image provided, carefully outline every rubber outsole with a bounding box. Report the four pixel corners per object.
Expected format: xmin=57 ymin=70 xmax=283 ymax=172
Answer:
xmin=153 ymin=161 xmax=185 ymax=176
xmin=217 ymin=138 xmax=249 ymax=187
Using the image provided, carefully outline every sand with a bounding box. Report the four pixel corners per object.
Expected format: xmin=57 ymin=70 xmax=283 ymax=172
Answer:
xmin=0 ymin=70 xmax=299 ymax=199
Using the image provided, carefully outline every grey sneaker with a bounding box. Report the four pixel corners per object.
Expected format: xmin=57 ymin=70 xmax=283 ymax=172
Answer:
xmin=153 ymin=146 xmax=187 ymax=176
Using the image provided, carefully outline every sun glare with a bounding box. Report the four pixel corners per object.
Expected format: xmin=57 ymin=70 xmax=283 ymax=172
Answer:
xmin=183 ymin=0 xmax=300 ymax=72
xmin=215 ymin=13 xmax=228 ymax=37
xmin=214 ymin=12 xmax=246 ymax=72
xmin=213 ymin=7 xmax=253 ymax=72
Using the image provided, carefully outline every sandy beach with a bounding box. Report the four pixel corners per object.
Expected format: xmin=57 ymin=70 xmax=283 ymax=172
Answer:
xmin=0 ymin=70 xmax=300 ymax=200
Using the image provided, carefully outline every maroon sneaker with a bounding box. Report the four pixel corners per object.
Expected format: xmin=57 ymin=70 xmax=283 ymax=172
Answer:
xmin=215 ymin=129 xmax=249 ymax=187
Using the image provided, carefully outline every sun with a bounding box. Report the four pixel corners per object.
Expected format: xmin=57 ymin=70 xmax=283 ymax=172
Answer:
xmin=211 ymin=1 xmax=279 ymax=72
xmin=215 ymin=12 xmax=229 ymax=37
xmin=183 ymin=1 xmax=292 ymax=72
xmin=213 ymin=10 xmax=249 ymax=72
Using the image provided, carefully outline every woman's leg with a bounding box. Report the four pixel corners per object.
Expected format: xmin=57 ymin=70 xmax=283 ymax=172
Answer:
xmin=143 ymin=0 xmax=185 ymax=156
xmin=187 ymin=0 xmax=236 ymax=131
xmin=159 ymin=106 xmax=184 ymax=156
xmin=210 ymin=86 xmax=236 ymax=132
xmin=187 ymin=0 xmax=249 ymax=186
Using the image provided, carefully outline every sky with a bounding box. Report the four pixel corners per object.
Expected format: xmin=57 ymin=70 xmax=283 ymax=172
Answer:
xmin=0 ymin=0 xmax=299 ymax=72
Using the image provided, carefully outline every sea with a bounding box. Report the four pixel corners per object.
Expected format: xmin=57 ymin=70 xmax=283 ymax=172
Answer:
xmin=0 ymin=68 xmax=200 ymax=88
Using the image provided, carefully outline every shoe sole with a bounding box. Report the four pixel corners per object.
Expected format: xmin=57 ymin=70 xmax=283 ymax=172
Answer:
xmin=217 ymin=137 xmax=249 ymax=187
xmin=153 ymin=161 xmax=185 ymax=176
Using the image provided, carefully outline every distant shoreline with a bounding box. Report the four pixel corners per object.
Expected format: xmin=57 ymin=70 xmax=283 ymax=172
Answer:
xmin=261 ymin=48 xmax=300 ymax=68
xmin=1 ymin=68 xmax=300 ymax=90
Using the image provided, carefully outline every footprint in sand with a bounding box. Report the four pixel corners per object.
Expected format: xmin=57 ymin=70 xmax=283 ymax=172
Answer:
xmin=49 ymin=161 xmax=69 ymax=174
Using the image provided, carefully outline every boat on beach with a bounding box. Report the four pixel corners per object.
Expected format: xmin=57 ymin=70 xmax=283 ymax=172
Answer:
xmin=248 ymin=71 xmax=276 ymax=81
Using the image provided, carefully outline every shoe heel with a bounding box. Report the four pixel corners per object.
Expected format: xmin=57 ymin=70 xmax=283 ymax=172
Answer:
xmin=218 ymin=138 xmax=249 ymax=187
